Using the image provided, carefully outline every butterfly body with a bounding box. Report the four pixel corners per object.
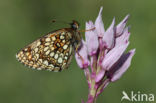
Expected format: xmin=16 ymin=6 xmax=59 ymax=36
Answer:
xmin=16 ymin=21 xmax=82 ymax=72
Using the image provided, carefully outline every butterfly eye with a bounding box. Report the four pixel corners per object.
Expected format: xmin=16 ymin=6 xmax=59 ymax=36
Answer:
xmin=71 ymin=20 xmax=79 ymax=30
xmin=71 ymin=24 xmax=78 ymax=30
xmin=72 ymin=24 xmax=77 ymax=29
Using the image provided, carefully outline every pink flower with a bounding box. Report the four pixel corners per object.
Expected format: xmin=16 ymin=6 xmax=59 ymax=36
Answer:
xmin=116 ymin=14 xmax=130 ymax=37
xmin=85 ymin=21 xmax=99 ymax=56
xmin=102 ymin=18 xmax=115 ymax=49
xmin=95 ymin=7 xmax=105 ymax=37
xmin=75 ymin=7 xmax=135 ymax=103
xmin=106 ymin=49 xmax=135 ymax=82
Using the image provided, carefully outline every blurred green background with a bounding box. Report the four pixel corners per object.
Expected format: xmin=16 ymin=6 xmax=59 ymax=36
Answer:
xmin=0 ymin=0 xmax=156 ymax=103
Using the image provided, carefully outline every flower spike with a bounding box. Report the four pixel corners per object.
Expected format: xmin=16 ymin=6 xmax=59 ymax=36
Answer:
xmin=75 ymin=7 xmax=135 ymax=103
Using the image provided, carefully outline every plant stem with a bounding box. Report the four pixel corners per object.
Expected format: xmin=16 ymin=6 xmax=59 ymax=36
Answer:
xmin=87 ymin=79 xmax=98 ymax=103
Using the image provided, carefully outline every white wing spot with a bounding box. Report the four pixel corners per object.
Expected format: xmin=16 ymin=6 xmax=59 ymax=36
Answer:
xmin=23 ymin=57 xmax=26 ymax=60
xmin=37 ymin=68 xmax=42 ymax=70
xmin=52 ymin=36 xmax=56 ymax=41
xmin=35 ymin=53 xmax=39 ymax=59
xmin=44 ymin=47 xmax=49 ymax=51
xmin=64 ymin=56 xmax=68 ymax=60
xmin=60 ymin=35 xmax=64 ymax=39
xmin=20 ymin=51 xmax=23 ymax=55
xmin=60 ymin=53 xmax=64 ymax=57
xmin=49 ymin=64 xmax=54 ymax=68
xmin=62 ymin=40 xmax=65 ymax=43
xmin=57 ymin=43 xmax=60 ymax=47
xmin=51 ymin=47 xmax=54 ymax=50
xmin=45 ymin=50 xmax=50 ymax=55
xmin=39 ymin=59 xmax=43 ymax=63
xmin=36 ymin=41 xmax=41 ymax=46
xmin=63 ymin=45 xmax=68 ymax=50
xmin=45 ymin=38 xmax=51 ymax=42
xmin=54 ymin=54 xmax=58 ymax=59
xmin=43 ymin=60 xmax=48 ymax=66
xmin=34 ymin=48 xmax=38 ymax=53
xmin=45 ymin=42 xmax=50 ymax=46
xmin=58 ymin=57 xmax=63 ymax=63
xmin=50 ymin=52 xmax=54 ymax=57
xmin=24 ymin=48 xmax=28 ymax=51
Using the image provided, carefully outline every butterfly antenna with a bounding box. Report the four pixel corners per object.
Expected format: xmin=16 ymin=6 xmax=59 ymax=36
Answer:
xmin=78 ymin=27 xmax=95 ymax=33
xmin=50 ymin=19 xmax=70 ymax=25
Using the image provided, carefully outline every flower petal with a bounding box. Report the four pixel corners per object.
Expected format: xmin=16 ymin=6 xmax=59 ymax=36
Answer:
xmin=95 ymin=7 xmax=105 ymax=37
xmin=107 ymin=49 xmax=136 ymax=82
xmin=115 ymin=27 xmax=130 ymax=47
xmin=95 ymin=69 xmax=105 ymax=83
xmin=101 ymin=42 xmax=129 ymax=71
xmin=75 ymin=40 xmax=90 ymax=69
xmin=96 ymin=79 xmax=110 ymax=97
xmin=85 ymin=21 xmax=99 ymax=56
xmin=102 ymin=18 xmax=115 ymax=49
xmin=116 ymin=14 xmax=129 ymax=37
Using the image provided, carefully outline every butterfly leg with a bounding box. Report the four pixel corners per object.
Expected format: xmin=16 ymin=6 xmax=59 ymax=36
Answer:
xmin=75 ymin=46 xmax=85 ymax=65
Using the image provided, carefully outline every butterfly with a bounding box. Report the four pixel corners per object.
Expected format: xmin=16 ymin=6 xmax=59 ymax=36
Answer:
xmin=16 ymin=20 xmax=82 ymax=72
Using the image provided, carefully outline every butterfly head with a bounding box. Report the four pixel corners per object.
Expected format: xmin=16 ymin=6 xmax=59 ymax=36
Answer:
xmin=70 ymin=20 xmax=79 ymax=30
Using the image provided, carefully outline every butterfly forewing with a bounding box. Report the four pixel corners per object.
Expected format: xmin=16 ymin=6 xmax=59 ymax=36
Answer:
xmin=16 ymin=29 xmax=74 ymax=72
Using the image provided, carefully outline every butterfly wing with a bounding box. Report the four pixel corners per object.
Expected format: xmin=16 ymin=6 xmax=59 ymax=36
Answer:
xmin=16 ymin=29 xmax=74 ymax=72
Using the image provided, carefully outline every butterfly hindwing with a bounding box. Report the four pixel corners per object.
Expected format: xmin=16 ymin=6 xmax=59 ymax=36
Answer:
xmin=16 ymin=29 xmax=74 ymax=72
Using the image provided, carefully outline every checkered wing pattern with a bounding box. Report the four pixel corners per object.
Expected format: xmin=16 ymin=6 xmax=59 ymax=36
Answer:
xmin=16 ymin=29 xmax=74 ymax=72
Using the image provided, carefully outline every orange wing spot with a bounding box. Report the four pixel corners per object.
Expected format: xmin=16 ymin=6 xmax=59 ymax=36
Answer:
xmin=63 ymin=60 xmax=67 ymax=63
xmin=49 ymin=33 xmax=56 ymax=38
xmin=56 ymin=34 xmax=60 ymax=38
xmin=56 ymin=39 xmax=61 ymax=43
xmin=26 ymin=52 xmax=30 ymax=56
xmin=54 ymin=45 xmax=57 ymax=49
xmin=27 ymin=47 xmax=31 ymax=52
xmin=60 ymin=43 xmax=64 ymax=47
xmin=58 ymin=48 xmax=63 ymax=52
xmin=28 ymin=54 xmax=32 ymax=60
